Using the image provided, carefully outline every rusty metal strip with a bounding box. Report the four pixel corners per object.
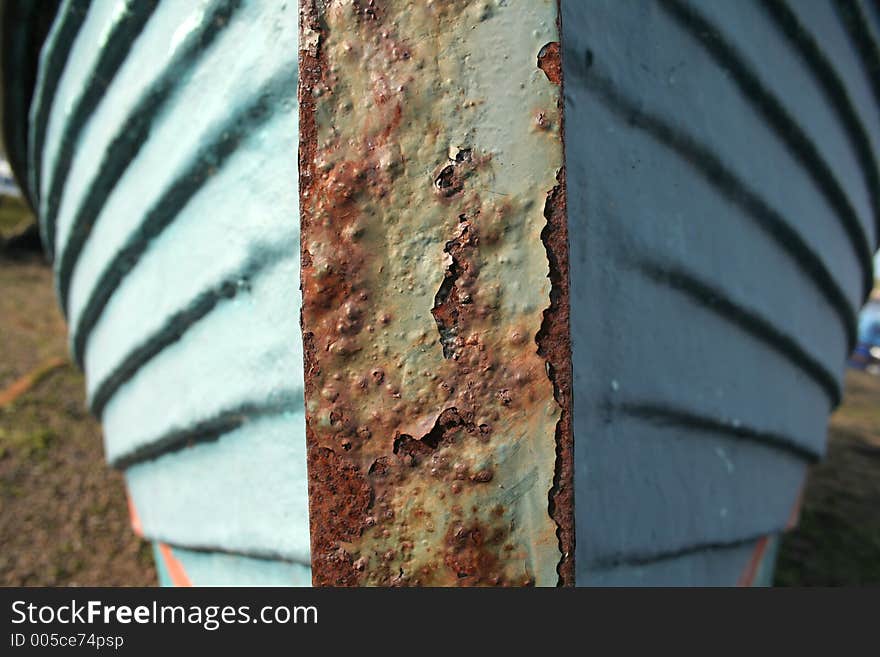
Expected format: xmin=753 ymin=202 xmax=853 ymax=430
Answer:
xmin=299 ymin=0 xmax=573 ymax=586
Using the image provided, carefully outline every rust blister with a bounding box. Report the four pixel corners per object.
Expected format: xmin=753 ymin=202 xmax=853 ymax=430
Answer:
xmin=299 ymin=0 xmax=573 ymax=586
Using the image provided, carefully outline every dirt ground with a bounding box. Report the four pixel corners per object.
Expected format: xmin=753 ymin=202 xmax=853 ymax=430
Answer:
xmin=1 ymin=231 xmax=878 ymax=586
xmin=774 ymin=368 xmax=880 ymax=586
xmin=0 ymin=249 xmax=156 ymax=586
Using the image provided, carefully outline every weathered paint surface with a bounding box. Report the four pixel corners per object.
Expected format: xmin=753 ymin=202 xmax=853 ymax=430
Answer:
xmin=299 ymin=0 xmax=569 ymax=586
xmin=562 ymin=0 xmax=880 ymax=584
xmin=151 ymin=541 xmax=312 ymax=587
xmin=16 ymin=0 xmax=874 ymax=588
xmin=27 ymin=0 xmax=310 ymax=584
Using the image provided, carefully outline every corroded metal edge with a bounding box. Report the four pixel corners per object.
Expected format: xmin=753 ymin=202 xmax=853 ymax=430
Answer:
xmin=299 ymin=0 xmax=574 ymax=587
xmin=536 ymin=8 xmax=575 ymax=585
xmin=299 ymin=0 xmax=364 ymax=586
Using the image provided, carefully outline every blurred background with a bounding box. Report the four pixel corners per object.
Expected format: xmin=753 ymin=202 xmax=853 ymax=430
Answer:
xmin=1 ymin=167 xmax=155 ymax=585
xmin=1 ymin=160 xmax=879 ymax=585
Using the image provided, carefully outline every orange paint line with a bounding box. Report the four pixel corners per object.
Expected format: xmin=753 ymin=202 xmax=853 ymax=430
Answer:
xmin=126 ymin=491 xmax=144 ymax=537
xmin=737 ymin=535 xmax=769 ymax=587
xmin=785 ymin=479 xmax=806 ymax=531
xmin=0 ymin=356 xmax=66 ymax=407
xmin=158 ymin=543 xmax=192 ymax=587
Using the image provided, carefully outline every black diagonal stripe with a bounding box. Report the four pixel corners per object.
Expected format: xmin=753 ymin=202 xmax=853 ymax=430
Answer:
xmin=618 ymin=401 xmax=820 ymax=463
xmin=566 ymin=61 xmax=858 ymax=351
xmin=70 ymin=67 xmax=296 ymax=368
xmin=56 ymin=0 xmax=244 ymax=316
xmin=639 ymin=259 xmax=841 ymax=406
xmin=659 ymin=0 xmax=874 ymax=303
xmin=41 ymin=0 xmax=158 ymax=260
xmin=29 ymin=0 xmax=91 ymax=221
xmin=761 ymin=0 xmax=880 ymax=248
xmin=587 ymin=531 xmax=771 ymax=571
xmin=149 ymin=540 xmax=311 ymax=569
xmin=110 ymin=392 xmax=303 ymax=470
xmin=89 ymin=242 xmax=290 ymax=419
xmin=833 ymin=0 xmax=880 ymax=113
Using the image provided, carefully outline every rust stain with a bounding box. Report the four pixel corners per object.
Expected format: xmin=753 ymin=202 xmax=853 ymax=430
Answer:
xmin=306 ymin=446 xmax=372 ymax=586
xmin=537 ymin=41 xmax=562 ymax=86
xmin=539 ymin=168 xmax=575 ymax=586
xmin=430 ymin=217 xmax=478 ymax=360
xmin=299 ymin=0 xmax=571 ymax=586
xmin=538 ymin=6 xmax=575 ymax=587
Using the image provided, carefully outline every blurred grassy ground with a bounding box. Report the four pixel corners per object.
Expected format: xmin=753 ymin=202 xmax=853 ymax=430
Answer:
xmin=0 ymin=195 xmax=33 ymax=240
xmin=0 ymin=196 xmax=878 ymax=585
xmin=774 ymin=368 xmax=880 ymax=586
xmin=1 ymin=223 xmax=155 ymax=585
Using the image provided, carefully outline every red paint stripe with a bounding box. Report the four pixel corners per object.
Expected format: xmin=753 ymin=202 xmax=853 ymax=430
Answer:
xmin=158 ymin=543 xmax=192 ymax=587
xmin=737 ymin=535 xmax=769 ymax=587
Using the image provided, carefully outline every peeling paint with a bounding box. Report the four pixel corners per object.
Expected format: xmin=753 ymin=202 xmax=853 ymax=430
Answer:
xmin=537 ymin=41 xmax=562 ymax=86
xmin=299 ymin=0 xmax=569 ymax=586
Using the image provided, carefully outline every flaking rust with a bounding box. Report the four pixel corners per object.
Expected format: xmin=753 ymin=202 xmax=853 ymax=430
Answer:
xmin=299 ymin=0 xmax=573 ymax=586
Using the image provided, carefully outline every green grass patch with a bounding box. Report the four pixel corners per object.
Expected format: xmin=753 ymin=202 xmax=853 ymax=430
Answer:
xmin=0 ymin=194 xmax=34 ymax=238
xmin=0 ymin=425 xmax=58 ymax=460
xmin=775 ymin=507 xmax=880 ymax=586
